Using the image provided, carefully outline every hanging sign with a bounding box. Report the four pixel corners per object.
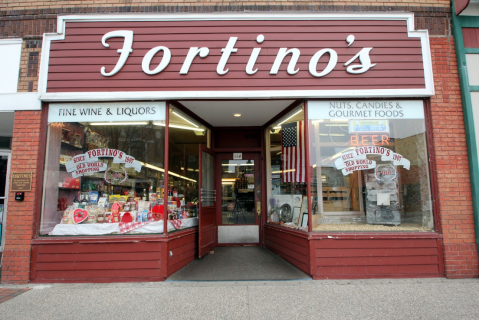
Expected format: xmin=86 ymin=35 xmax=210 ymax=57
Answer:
xmin=104 ymin=167 xmax=128 ymax=184
xmin=335 ymin=146 xmax=410 ymax=175
xmin=374 ymin=164 xmax=398 ymax=182
xmin=341 ymin=159 xmax=377 ymax=175
xmin=71 ymin=162 xmax=108 ymax=178
xmin=349 ymin=120 xmax=389 ymax=134
xmin=66 ymin=148 xmax=142 ymax=179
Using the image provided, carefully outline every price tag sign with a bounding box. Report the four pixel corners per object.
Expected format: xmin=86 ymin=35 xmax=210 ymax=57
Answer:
xmin=233 ymin=153 xmax=242 ymax=160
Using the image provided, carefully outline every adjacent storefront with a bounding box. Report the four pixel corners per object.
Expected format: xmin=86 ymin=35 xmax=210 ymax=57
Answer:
xmin=452 ymin=0 xmax=479 ymax=263
xmin=24 ymin=12 xmax=446 ymax=282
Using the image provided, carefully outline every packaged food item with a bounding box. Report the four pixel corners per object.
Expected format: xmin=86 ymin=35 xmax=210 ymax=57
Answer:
xmin=62 ymin=206 xmax=74 ymax=224
xmin=85 ymin=206 xmax=98 ymax=223
xmin=142 ymin=210 xmax=149 ymax=222
xmin=59 ymin=154 xmax=72 ymax=165
xmin=111 ymin=203 xmax=121 ymax=223
xmin=98 ymin=196 xmax=108 ymax=208
xmin=129 ymin=211 xmax=136 ymax=221
xmin=128 ymin=202 xmax=137 ymax=211
xmin=137 ymin=200 xmax=150 ymax=211
xmin=89 ymin=191 xmax=99 ymax=203
xmin=121 ymin=212 xmax=133 ymax=223
xmin=149 ymin=193 xmax=157 ymax=202
xmin=109 ymin=195 xmax=120 ymax=202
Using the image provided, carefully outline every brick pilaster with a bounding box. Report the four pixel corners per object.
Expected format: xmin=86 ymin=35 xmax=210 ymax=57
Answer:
xmin=1 ymin=111 xmax=42 ymax=284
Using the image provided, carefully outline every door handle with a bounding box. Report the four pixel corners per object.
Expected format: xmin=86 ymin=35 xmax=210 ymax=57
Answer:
xmin=256 ymin=201 xmax=261 ymax=217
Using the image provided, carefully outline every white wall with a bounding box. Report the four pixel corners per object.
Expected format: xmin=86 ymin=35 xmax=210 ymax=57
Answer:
xmin=0 ymin=39 xmax=22 ymax=94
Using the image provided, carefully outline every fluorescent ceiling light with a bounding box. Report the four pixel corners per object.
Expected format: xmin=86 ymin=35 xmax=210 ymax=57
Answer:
xmin=90 ymin=121 xmax=148 ymax=126
xmin=172 ymin=110 xmax=198 ymax=128
xmin=138 ymin=161 xmax=196 ymax=182
xmin=271 ymin=169 xmax=295 ymax=174
xmin=234 ymin=113 xmax=242 ymax=117
xmin=168 ymin=171 xmax=197 ymax=182
xmin=153 ymin=121 xmax=205 ymax=132
xmin=222 ymin=163 xmax=237 ymax=166
xmin=276 ymin=108 xmax=302 ymax=127
xmin=319 ymin=133 xmax=345 ymax=136
xmin=144 ymin=163 xmax=165 ymax=172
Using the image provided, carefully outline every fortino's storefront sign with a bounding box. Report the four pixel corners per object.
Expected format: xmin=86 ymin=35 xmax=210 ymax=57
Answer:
xmin=39 ymin=13 xmax=434 ymax=100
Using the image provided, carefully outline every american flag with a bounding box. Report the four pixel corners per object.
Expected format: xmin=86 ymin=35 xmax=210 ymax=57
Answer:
xmin=282 ymin=121 xmax=305 ymax=182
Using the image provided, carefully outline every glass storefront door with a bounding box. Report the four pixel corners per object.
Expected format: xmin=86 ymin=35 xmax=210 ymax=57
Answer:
xmin=218 ymin=153 xmax=261 ymax=245
xmin=0 ymin=151 xmax=11 ymax=251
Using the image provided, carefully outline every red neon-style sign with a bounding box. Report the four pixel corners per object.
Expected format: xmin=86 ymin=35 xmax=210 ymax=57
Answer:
xmin=350 ymin=134 xmax=390 ymax=146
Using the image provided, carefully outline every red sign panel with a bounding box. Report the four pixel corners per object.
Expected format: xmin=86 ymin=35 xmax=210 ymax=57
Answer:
xmin=42 ymin=14 xmax=432 ymax=98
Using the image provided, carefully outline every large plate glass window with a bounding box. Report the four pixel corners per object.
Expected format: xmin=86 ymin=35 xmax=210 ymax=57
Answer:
xmin=308 ymin=100 xmax=434 ymax=232
xmin=41 ymin=102 xmax=167 ymax=236
xmin=266 ymin=105 xmax=307 ymax=230
xmin=165 ymin=107 xmax=208 ymax=232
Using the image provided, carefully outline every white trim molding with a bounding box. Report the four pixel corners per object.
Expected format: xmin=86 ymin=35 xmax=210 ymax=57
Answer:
xmin=38 ymin=13 xmax=435 ymax=101
xmin=0 ymin=93 xmax=41 ymax=111
xmin=0 ymin=39 xmax=23 ymax=46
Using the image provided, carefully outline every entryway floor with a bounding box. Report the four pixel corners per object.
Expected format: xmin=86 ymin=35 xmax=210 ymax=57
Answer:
xmin=167 ymin=247 xmax=311 ymax=281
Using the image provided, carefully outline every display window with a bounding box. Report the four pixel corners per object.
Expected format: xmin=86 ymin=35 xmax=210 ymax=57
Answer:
xmin=41 ymin=102 xmax=174 ymax=236
xmin=166 ymin=106 xmax=208 ymax=232
xmin=266 ymin=105 xmax=308 ymax=230
xmin=308 ymin=100 xmax=435 ymax=232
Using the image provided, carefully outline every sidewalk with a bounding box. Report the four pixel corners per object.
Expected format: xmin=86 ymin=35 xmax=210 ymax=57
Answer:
xmin=0 ymin=278 xmax=478 ymax=319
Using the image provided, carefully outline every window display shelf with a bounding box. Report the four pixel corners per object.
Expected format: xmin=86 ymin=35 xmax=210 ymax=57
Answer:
xmin=49 ymin=218 xmax=198 ymax=236
xmin=61 ymin=141 xmax=83 ymax=151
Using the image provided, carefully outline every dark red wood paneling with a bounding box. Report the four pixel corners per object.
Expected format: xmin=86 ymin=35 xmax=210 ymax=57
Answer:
xmin=213 ymin=127 xmax=263 ymax=149
xmin=46 ymin=19 xmax=425 ymax=93
xmin=311 ymin=237 xmax=443 ymax=279
xmin=167 ymin=230 xmax=198 ymax=277
xmin=30 ymin=229 xmax=198 ymax=283
xmin=463 ymin=28 xmax=479 ymax=48
xmin=198 ymin=207 xmax=216 ymax=257
xmin=31 ymin=240 xmax=164 ymax=283
xmin=264 ymin=225 xmax=310 ymax=275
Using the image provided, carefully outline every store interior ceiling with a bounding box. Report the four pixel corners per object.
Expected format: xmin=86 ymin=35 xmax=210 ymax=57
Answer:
xmin=0 ymin=112 xmax=14 ymax=137
xmin=178 ymin=100 xmax=296 ymax=127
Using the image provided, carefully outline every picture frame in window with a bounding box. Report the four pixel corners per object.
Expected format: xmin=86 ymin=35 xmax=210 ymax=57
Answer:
xmin=300 ymin=195 xmax=308 ymax=215
xmin=292 ymin=207 xmax=301 ymax=225
xmin=301 ymin=212 xmax=308 ymax=228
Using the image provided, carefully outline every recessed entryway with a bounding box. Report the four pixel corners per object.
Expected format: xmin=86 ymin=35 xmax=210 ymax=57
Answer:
xmin=167 ymin=247 xmax=311 ymax=281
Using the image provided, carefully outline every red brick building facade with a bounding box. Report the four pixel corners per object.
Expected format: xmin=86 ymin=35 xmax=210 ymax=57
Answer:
xmin=0 ymin=1 xmax=477 ymax=283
